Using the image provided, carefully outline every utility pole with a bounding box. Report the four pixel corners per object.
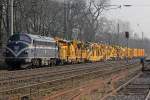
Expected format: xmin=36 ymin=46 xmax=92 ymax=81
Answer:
xmin=117 ymin=23 xmax=120 ymax=45
xmin=137 ymin=24 xmax=144 ymax=55
xmin=142 ymin=32 xmax=144 ymax=48
xmin=117 ymin=23 xmax=120 ymax=40
xmin=31 ymin=0 xmax=37 ymax=33
xmin=117 ymin=23 xmax=120 ymax=59
xmin=0 ymin=4 xmax=3 ymax=47
xmin=64 ymin=0 xmax=67 ymax=40
xmin=125 ymin=31 xmax=129 ymax=63
xmin=10 ymin=0 xmax=13 ymax=35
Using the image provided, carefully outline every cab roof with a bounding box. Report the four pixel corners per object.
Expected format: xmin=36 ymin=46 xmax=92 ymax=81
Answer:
xmin=19 ymin=33 xmax=56 ymax=43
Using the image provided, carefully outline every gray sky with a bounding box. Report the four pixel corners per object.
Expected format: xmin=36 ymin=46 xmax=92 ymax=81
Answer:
xmin=106 ymin=0 xmax=150 ymax=38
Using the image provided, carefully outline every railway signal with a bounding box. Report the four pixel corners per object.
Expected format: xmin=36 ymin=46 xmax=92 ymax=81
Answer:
xmin=125 ymin=31 xmax=129 ymax=63
xmin=125 ymin=31 xmax=129 ymax=39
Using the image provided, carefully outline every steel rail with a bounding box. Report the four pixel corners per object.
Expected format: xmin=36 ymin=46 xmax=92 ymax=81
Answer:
xmin=0 ymin=62 xmax=132 ymax=91
xmin=0 ymin=61 xmax=124 ymax=78
xmin=0 ymin=61 xmax=132 ymax=85
xmin=31 ymin=63 xmax=141 ymax=99
xmin=101 ymin=72 xmax=142 ymax=100
xmin=0 ymin=63 xmax=138 ymax=97
xmin=0 ymin=62 xmax=118 ymax=81
xmin=102 ymin=71 xmax=150 ymax=100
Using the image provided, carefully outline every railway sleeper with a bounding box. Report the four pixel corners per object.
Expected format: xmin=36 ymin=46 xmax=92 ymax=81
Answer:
xmin=126 ymin=84 xmax=150 ymax=89
xmin=0 ymin=63 xmax=139 ymax=98
xmin=120 ymin=88 xmax=149 ymax=95
xmin=106 ymin=95 xmax=145 ymax=100
xmin=0 ymin=66 xmax=135 ymax=89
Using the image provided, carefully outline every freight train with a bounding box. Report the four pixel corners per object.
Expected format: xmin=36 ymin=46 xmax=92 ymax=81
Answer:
xmin=4 ymin=33 xmax=145 ymax=69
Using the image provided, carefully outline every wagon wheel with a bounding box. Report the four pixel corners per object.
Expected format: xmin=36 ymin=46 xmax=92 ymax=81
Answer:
xmin=36 ymin=59 xmax=42 ymax=67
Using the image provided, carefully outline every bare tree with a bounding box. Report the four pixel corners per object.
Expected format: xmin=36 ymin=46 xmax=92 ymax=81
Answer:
xmin=0 ymin=1 xmax=3 ymax=47
xmin=1 ymin=0 xmax=150 ymax=54
xmin=80 ymin=0 xmax=109 ymax=41
xmin=0 ymin=0 xmax=10 ymax=47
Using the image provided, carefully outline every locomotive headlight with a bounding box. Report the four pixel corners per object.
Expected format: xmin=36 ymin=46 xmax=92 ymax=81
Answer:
xmin=6 ymin=50 xmax=9 ymax=53
xmin=24 ymin=49 xmax=29 ymax=54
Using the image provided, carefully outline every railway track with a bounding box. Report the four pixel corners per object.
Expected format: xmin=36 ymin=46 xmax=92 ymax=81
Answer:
xmin=0 ymin=62 xmax=116 ymax=90
xmin=0 ymin=61 xmax=120 ymax=76
xmin=0 ymin=60 xmax=136 ymax=80
xmin=104 ymin=72 xmax=150 ymax=100
xmin=0 ymin=61 xmax=130 ymax=86
xmin=0 ymin=61 xmax=140 ymax=99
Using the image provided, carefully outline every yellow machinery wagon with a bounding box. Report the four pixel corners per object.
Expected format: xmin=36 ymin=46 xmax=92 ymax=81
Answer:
xmin=55 ymin=37 xmax=145 ymax=64
xmin=56 ymin=38 xmax=69 ymax=64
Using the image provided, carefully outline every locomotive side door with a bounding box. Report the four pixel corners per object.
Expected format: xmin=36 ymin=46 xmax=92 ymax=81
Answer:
xmin=33 ymin=40 xmax=37 ymax=58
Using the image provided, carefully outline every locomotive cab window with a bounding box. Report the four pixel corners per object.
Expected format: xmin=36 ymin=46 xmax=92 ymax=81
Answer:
xmin=9 ymin=34 xmax=19 ymax=42
xmin=9 ymin=34 xmax=31 ymax=43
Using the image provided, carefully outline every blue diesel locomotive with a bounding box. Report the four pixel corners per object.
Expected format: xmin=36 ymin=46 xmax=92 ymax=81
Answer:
xmin=5 ymin=33 xmax=59 ymax=68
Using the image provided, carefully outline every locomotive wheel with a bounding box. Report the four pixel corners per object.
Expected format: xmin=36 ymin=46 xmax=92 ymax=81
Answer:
xmin=32 ymin=59 xmax=36 ymax=67
xmin=48 ymin=60 xmax=51 ymax=67
xmin=51 ymin=60 xmax=55 ymax=67
xmin=7 ymin=65 xmax=15 ymax=70
xmin=36 ymin=59 xmax=41 ymax=67
xmin=48 ymin=59 xmax=53 ymax=67
xmin=48 ymin=59 xmax=57 ymax=67
xmin=60 ymin=60 xmax=64 ymax=65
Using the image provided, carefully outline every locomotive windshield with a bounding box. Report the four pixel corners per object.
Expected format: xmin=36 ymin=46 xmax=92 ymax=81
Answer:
xmin=9 ymin=34 xmax=31 ymax=43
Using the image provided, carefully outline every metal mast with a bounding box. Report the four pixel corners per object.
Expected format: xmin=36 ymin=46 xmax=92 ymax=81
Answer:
xmin=10 ymin=0 xmax=13 ymax=35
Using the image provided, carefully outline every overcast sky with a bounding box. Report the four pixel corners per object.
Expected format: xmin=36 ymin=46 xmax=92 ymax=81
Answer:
xmin=106 ymin=0 xmax=150 ymax=38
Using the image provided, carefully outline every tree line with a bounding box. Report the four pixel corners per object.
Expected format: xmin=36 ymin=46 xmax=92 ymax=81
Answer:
xmin=0 ymin=0 xmax=150 ymax=55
